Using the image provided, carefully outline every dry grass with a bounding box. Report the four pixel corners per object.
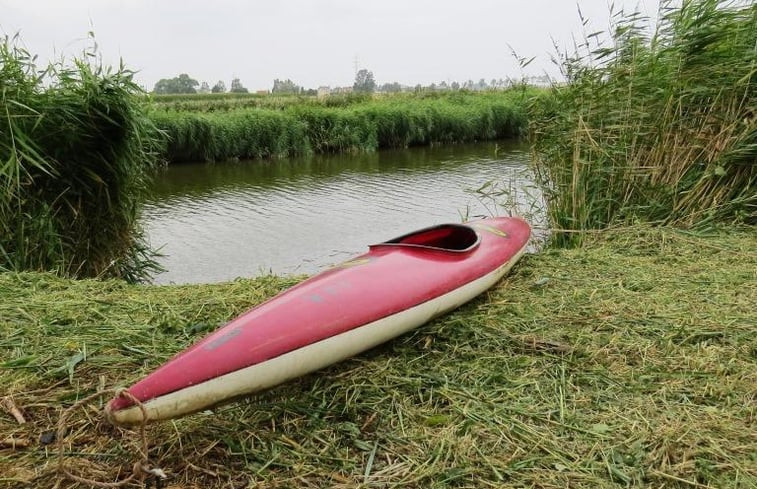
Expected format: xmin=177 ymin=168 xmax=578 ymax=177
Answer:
xmin=0 ymin=227 xmax=755 ymax=488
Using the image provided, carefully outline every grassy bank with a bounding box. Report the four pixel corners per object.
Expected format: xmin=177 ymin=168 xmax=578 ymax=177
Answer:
xmin=530 ymin=0 xmax=756 ymax=246
xmin=148 ymin=90 xmax=533 ymax=163
xmin=1 ymin=227 xmax=754 ymax=488
xmin=0 ymin=39 xmax=160 ymax=281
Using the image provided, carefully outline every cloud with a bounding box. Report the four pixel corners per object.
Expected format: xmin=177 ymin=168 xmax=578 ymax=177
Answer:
xmin=1 ymin=0 xmax=660 ymax=91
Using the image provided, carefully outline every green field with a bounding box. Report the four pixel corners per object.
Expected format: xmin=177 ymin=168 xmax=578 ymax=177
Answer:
xmin=2 ymin=227 xmax=754 ymax=488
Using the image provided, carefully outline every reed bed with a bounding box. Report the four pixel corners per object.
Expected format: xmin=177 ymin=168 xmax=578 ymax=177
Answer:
xmin=151 ymin=109 xmax=311 ymax=162
xmin=0 ymin=38 xmax=160 ymax=281
xmin=149 ymin=91 xmax=532 ymax=163
xmin=530 ymin=0 xmax=756 ymax=246
xmin=1 ymin=227 xmax=754 ymax=488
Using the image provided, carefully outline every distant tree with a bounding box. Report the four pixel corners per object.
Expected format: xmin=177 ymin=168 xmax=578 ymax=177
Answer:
xmin=198 ymin=81 xmax=211 ymax=94
xmin=451 ymin=81 xmax=460 ymax=90
xmin=230 ymin=78 xmax=249 ymax=93
xmin=353 ymin=69 xmax=376 ymax=94
xmin=490 ymin=78 xmax=498 ymax=89
xmin=380 ymin=82 xmax=402 ymax=93
xmin=212 ymin=80 xmax=226 ymax=93
xmin=303 ymin=88 xmax=317 ymax=96
xmin=272 ymin=78 xmax=301 ymax=94
xmin=439 ymin=81 xmax=449 ymax=90
xmin=153 ymin=73 xmax=199 ymax=94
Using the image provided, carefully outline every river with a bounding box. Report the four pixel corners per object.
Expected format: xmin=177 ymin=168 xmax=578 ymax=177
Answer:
xmin=141 ymin=140 xmax=541 ymax=284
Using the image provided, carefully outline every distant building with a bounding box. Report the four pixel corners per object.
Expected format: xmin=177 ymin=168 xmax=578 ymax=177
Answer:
xmin=332 ymin=86 xmax=353 ymax=94
xmin=317 ymin=86 xmax=331 ymax=99
xmin=256 ymin=90 xmax=269 ymax=95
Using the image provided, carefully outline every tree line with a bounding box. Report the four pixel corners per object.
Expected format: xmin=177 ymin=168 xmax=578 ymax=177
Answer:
xmin=153 ymin=74 xmax=251 ymax=94
xmin=153 ymin=69 xmax=529 ymax=95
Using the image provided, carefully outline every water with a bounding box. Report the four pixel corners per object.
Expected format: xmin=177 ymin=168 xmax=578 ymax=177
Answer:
xmin=142 ymin=141 xmax=540 ymax=284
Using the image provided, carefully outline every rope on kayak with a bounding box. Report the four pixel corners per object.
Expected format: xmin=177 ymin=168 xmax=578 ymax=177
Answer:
xmin=56 ymin=388 xmax=166 ymax=487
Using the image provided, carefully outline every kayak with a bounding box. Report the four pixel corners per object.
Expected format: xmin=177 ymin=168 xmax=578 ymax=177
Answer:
xmin=106 ymin=216 xmax=531 ymax=425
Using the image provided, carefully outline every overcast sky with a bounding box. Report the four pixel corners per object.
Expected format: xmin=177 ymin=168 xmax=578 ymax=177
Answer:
xmin=2 ymin=0 xmax=660 ymax=91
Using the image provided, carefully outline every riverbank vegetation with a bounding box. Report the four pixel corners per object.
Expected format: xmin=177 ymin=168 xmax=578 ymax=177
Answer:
xmin=1 ymin=226 xmax=754 ymax=488
xmin=530 ymin=0 xmax=756 ymax=246
xmin=0 ymin=38 xmax=160 ymax=281
xmin=148 ymin=90 xmax=534 ymax=163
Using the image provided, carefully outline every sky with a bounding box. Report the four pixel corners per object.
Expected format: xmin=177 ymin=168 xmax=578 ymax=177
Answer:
xmin=1 ymin=0 xmax=660 ymax=92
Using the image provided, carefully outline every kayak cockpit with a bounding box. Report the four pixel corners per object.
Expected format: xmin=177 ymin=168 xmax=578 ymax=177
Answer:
xmin=371 ymin=224 xmax=480 ymax=253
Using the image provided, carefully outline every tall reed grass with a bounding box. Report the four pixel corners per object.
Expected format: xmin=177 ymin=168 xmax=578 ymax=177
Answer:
xmin=0 ymin=37 xmax=161 ymax=280
xmin=150 ymin=90 xmax=533 ymax=163
xmin=530 ymin=0 xmax=756 ymax=246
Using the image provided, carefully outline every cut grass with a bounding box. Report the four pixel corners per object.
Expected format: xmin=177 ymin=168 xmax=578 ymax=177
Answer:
xmin=0 ymin=227 xmax=755 ymax=488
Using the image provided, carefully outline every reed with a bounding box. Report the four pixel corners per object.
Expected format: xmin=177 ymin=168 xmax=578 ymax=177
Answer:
xmin=150 ymin=109 xmax=310 ymax=162
xmin=530 ymin=0 xmax=756 ymax=246
xmin=0 ymin=37 xmax=161 ymax=281
xmin=149 ymin=90 xmax=533 ymax=163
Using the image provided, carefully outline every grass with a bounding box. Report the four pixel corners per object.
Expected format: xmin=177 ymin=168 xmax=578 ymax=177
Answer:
xmin=148 ymin=90 xmax=534 ymax=163
xmin=1 ymin=226 xmax=754 ymax=488
xmin=530 ymin=0 xmax=756 ymax=246
xmin=0 ymin=36 xmax=161 ymax=281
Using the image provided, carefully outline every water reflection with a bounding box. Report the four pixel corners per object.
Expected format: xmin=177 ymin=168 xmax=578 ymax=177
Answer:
xmin=142 ymin=140 xmax=541 ymax=284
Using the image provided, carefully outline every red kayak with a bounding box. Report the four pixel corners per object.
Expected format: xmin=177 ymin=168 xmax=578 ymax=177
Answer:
xmin=106 ymin=217 xmax=530 ymax=425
